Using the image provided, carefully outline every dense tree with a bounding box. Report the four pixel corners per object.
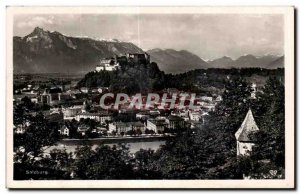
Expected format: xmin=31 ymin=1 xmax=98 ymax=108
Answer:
xmin=145 ymin=127 xmax=241 ymax=179
xmin=77 ymin=62 xmax=165 ymax=94
xmin=72 ymin=144 xmax=134 ymax=179
xmin=140 ymin=76 xmax=253 ymax=179
xmin=13 ymin=68 xmax=285 ymax=180
xmin=77 ymin=71 xmax=113 ymax=88
xmin=14 ymin=112 xmax=59 ymax=157
xmin=13 ymin=108 xmax=62 ymax=179
xmin=245 ymin=77 xmax=285 ymax=178
xmin=133 ymin=149 xmax=161 ymax=179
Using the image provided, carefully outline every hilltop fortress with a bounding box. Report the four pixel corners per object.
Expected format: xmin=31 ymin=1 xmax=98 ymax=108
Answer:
xmin=96 ymin=53 xmax=150 ymax=72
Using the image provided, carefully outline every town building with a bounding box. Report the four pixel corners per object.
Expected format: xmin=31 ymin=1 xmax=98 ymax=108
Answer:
xmin=80 ymin=87 xmax=89 ymax=94
xmin=171 ymin=110 xmax=188 ymax=118
xmin=13 ymin=93 xmax=38 ymax=104
xmin=13 ymin=123 xmax=30 ymax=134
xmin=126 ymin=53 xmax=150 ymax=65
xmin=108 ymin=121 xmax=145 ymax=135
xmin=77 ymin=124 xmax=90 ymax=136
xmin=38 ymin=88 xmax=72 ymax=105
xmin=131 ymin=121 xmax=146 ymax=133
xmin=58 ymin=125 xmax=70 ymax=136
xmin=189 ymin=111 xmax=202 ymax=121
xmin=201 ymin=103 xmax=216 ymax=112
xmin=96 ymin=57 xmax=120 ymax=72
xmin=75 ymin=112 xmax=112 ymax=124
xmin=235 ymin=109 xmax=260 ymax=156
xmin=108 ymin=122 xmax=131 ymax=135
xmin=250 ymin=83 xmax=257 ymax=99
xmin=63 ymin=107 xmax=82 ymax=120
xmin=45 ymin=112 xmax=64 ymax=124
xmin=91 ymin=87 xmax=108 ymax=94
xmin=166 ymin=115 xmax=185 ymax=129
xmin=31 ymin=97 xmax=38 ymax=103
xmin=147 ymin=119 xmax=168 ymax=133
xmin=91 ymin=126 xmax=107 ymax=135
xmin=39 ymin=91 xmax=61 ymax=105
xmin=164 ymin=88 xmax=180 ymax=95
xmin=215 ymin=95 xmax=223 ymax=102
xmin=81 ymin=100 xmax=89 ymax=113
xmin=136 ymin=112 xmax=150 ymax=120
xmin=149 ymin=110 xmax=160 ymax=117
xmin=199 ymin=96 xmax=213 ymax=103
xmin=189 ymin=120 xmax=202 ymax=129
xmin=95 ymin=53 xmax=150 ymax=72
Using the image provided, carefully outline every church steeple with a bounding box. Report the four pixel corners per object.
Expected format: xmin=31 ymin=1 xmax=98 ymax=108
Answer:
xmin=235 ymin=109 xmax=260 ymax=156
xmin=235 ymin=109 xmax=259 ymax=142
xmin=82 ymin=100 xmax=88 ymax=113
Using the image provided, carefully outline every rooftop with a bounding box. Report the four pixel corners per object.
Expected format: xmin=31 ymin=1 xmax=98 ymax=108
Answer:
xmin=77 ymin=112 xmax=112 ymax=116
xmin=235 ymin=109 xmax=259 ymax=142
xmin=148 ymin=119 xmax=168 ymax=126
xmin=167 ymin=115 xmax=184 ymax=121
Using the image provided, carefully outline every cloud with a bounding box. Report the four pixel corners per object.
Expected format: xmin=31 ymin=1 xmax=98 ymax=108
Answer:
xmin=16 ymin=16 xmax=55 ymax=28
xmin=13 ymin=14 xmax=284 ymax=59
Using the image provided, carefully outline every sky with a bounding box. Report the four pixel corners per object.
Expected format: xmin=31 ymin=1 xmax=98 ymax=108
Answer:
xmin=13 ymin=14 xmax=284 ymax=60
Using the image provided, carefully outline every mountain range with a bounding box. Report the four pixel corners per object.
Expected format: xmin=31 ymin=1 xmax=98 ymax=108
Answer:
xmin=13 ymin=27 xmax=143 ymax=74
xmin=208 ymin=54 xmax=283 ymax=69
xmin=149 ymin=49 xmax=284 ymax=73
xmin=13 ymin=27 xmax=284 ymax=74
xmin=147 ymin=49 xmax=208 ymax=74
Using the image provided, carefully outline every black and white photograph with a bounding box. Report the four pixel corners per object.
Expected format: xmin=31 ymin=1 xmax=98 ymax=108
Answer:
xmin=6 ymin=6 xmax=294 ymax=189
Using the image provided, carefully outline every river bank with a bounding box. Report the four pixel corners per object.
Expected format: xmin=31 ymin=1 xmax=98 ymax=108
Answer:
xmin=44 ymin=136 xmax=172 ymax=154
xmin=58 ymin=135 xmax=172 ymax=145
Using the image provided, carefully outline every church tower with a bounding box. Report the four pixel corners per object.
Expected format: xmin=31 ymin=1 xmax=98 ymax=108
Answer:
xmin=82 ymin=100 xmax=88 ymax=113
xmin=235 ymin=109 xmax=259 ymax=156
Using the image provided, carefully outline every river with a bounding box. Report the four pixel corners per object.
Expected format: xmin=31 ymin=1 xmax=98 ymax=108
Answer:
xmin=43 ymin=137 xmax=168 ymax=155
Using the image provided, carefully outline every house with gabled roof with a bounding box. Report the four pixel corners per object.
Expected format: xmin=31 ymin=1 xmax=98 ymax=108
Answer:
xmin=235 ymin=109 xmax=259 ymax=156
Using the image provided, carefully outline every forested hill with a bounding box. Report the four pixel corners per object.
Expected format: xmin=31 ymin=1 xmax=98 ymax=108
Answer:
xmin=77 ymin=62 xmax=165 ymax=94
xmin=77 ymin=66 xmax=284 ymax=95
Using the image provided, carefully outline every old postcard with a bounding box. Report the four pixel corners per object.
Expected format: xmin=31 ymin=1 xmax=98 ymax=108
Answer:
xmin=6 ymin=6 xmax=294 ymax=189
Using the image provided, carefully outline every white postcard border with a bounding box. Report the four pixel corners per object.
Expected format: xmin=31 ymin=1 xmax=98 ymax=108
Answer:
xmin=6 ymin=6 xmax=295 ymax=189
